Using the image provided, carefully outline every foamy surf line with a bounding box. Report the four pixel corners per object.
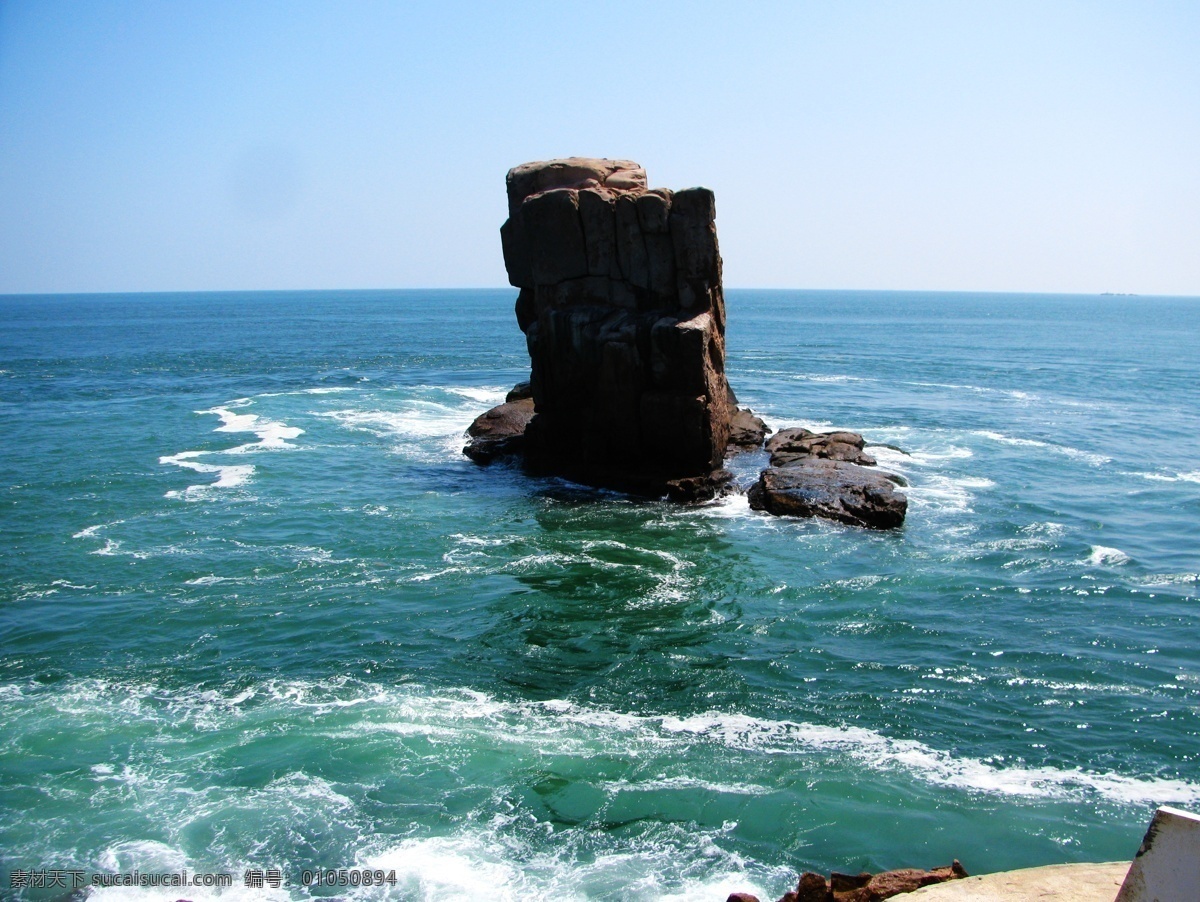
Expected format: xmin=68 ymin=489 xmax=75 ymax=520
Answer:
xmin=7 ymin=678 xmax=1198 ymax=809
xmin=203 ymin=405 xmax=304 ymax=450
xmin=159 ymin=402 xmax=304 ymax=498
xmin=318 ymin=384 xmax=509 ymax=460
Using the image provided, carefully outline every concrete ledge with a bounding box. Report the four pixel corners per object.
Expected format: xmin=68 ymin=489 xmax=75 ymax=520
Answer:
xmin=906 ymin=862 xmax=1129 ymax=901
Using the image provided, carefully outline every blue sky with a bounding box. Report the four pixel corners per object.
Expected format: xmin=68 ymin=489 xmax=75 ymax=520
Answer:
xmin=1 ymin=1 xmax=1197 ymax=294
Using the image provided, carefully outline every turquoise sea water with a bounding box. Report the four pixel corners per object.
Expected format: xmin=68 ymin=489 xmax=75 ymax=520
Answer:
xmin=1 ymin=289 xmax=1199 ymax=900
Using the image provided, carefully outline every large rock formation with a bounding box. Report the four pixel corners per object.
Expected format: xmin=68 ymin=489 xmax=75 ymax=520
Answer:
xmin=461 ymin=157 xmax=906 ymax=527
xmin=499 ymin=157 xmax=734 ymax=497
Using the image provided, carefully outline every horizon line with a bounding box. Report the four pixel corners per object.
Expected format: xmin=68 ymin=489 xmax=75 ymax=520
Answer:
xmin=2 ymin=286 xmax=1197 ymax=300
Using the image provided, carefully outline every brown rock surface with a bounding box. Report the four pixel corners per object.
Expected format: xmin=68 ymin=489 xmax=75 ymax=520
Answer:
xmin=729 ymin=407 xmax=771 ymax=450
xmin=747 ymin=459 xmax=908 ymax=529
xmin=766 ymin=428 xmax=876 ymax=467
xmin=496 ymin=157 xmax=733 ymax=494
xmin=462 ymin=396 xmax=534 ymax=463
xmin=741 ymin=861 xmax=968 ymax=902
xmin=749 ymin=426 xmax=907 ymax=528
xmin=795 ymin=871 xmax=831 ymax=901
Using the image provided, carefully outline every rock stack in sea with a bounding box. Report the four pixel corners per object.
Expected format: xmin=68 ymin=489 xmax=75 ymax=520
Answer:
xmin=469 ymin=157 xmax=738 ymax=500
xmin=463 ymin=156 xmax=906 ymax=527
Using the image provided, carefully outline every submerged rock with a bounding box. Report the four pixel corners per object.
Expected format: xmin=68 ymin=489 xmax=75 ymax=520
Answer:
xmin=748 ymin=459 xmax=907 ymax=529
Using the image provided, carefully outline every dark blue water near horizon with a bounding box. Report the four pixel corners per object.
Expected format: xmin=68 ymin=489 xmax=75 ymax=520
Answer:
xmin=1 ymin=288 xmax=1199 ymax=900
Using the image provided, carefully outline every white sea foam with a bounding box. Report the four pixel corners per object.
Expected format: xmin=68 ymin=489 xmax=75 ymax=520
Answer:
xmin=905 ymin=474 xmax=994 ymax=514
xmin=10 ymin=673 xmax=1200 ymax=895
xmin=1086 ymin=546 xmax=1130 ymax=566
xmin=1136 ymin=572 xmax=1199 ymax=587
xmin=444 ymin=385 xmax=510 ymax=403
xmin=91 ymin=538 xmax=150 ymax=558
xmin=160 ymin=451 xmax=255 ymax=500
xmin=791 ymin=372 xmax=866 ymax=384
xmin=1136 ymin=469 xmax=1200 ymax=484
xmin=321 ymin=406 xmax=473 ymax=460
xmin=696 ymin=492 xmax=754 ymax=519
xmin=655 ymin=711 xmax=1200 ymax=805
xmin=908 ymin=381 xmax=1039 ymax=403
xmin=203 ymin=405 xmax=304 ymax=449
xmin=906 ymin=444 xmax=975 ymax=464
xmin=974 ymin=431 xmax=1110 ymax=466
xmin=320 ymin=385 xmax=507 ymax=455
xmin=597 ymin=776 xmax=773 ymax=796
xmin=358 ymin=825 xmax=780 ymax=902
xmin=160 ymin=401 xmax=304 ymax=498
xmin=185 ymin=575 xmax=243 ymax=586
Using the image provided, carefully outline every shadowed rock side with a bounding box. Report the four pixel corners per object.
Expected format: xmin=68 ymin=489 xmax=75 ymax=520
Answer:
xmin=728 ymin=860 xmax=968 ymax=902
xmin=500 ymin=157 xmax=735 ymax=498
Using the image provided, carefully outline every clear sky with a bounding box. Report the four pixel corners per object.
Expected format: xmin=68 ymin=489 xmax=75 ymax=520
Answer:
xmin=1 ymin=1 xmax=1197 ymax=295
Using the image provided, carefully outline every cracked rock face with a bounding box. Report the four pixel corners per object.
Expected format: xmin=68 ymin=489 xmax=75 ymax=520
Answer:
xmin=500 ymin=157 xmax=733 ymax=493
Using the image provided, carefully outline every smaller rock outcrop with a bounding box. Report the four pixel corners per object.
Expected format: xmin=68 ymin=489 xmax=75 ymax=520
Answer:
xmin=726 ymin=861 xmax=967 ymax=902
xmin=766 ymin=427 xmax=875 ymax=466
xmin=748 ymin=460 xmax=906 ymax=529
xmin=729 ymin=407 xmax=771 ymax=449
xmin=463 ymin=395 xmax=534 ymax=464
xmin=748 ymin=427 xmax=906 ymax=529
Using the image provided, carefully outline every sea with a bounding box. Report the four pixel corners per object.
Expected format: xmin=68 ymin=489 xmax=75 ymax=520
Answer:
xmin=1 ymin=288 xmax=1198 ymax=901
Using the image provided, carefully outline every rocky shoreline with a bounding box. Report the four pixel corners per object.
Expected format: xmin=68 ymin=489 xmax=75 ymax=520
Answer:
xmin=727 ymin=861 xmax=968 ymax=902
xmin=464 ymin=157 xmax=907 ymax=529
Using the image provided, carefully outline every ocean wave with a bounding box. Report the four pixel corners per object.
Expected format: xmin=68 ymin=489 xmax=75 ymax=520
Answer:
xmin=1134 ymin=469 xmax=1200 ymax=484
xmin=973 ymin=431 xmax=1110 ymax=466
xmin=73 ymin=522 xmax=116 ymax=539
xmin=6 ymin=677 xmax=1196 ymax=809
xmin=907 ymin=381 xmax=1039 ymax=403
xmin=359 ymin=820 xmax=784 ymax=902
xmin=443 ymin=385 xmax=511 ymax=403
xmin=203 ymin=405 xmax=304 ymax=450
xmin=905 ymin=474 xmax=994 ymax=514
xmin=1085 ymin=546 xmax=1130 ymax=567
xmin=319 ymin=400 xmax=479 ymax=462
xmin=160 ymin=450 xmax=255 ymax=500
xmin=1133 ymin=572 xmax=1199 ymax=588
xmin=159 ymin=402 xmax=303 ymax=499
xmin=789 ymin=373 xmax=869 ymax=384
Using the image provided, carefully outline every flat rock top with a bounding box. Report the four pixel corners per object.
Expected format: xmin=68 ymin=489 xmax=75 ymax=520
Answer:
xmin=908 ymin=862 xmax=1129 ymax=901
xmin=506 ymin=157 xmax=647 ymax=214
